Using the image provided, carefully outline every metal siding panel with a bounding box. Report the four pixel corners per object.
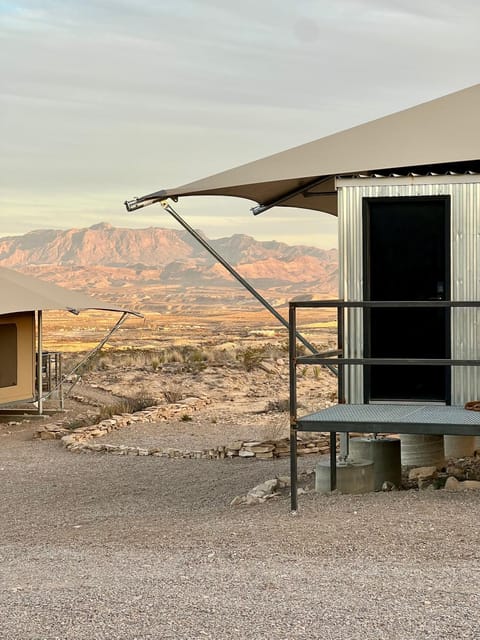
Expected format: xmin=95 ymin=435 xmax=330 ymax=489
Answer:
xmin=338 ymin=186 xmax=363 ymax=403
xmin=337 ymin=180 xmax=480 ymax=406
xmin=451 ymin=182 xmax=480 ymax=404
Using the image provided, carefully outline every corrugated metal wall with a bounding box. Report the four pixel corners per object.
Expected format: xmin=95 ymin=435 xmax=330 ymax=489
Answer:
xmin=337 ymin=176 xmax=480 ymax=404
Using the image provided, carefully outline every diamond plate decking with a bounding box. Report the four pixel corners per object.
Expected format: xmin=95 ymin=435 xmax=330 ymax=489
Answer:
xmin=296 ymin=404 xmax=480 ymax=436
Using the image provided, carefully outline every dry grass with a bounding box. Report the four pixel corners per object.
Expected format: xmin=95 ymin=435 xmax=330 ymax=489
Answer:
xmin=65 ymin=392 xmax=159 ymax=431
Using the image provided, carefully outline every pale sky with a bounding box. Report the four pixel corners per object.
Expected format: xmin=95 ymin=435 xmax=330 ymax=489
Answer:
xmin=2 ymin=0 xmax=480 ymax=248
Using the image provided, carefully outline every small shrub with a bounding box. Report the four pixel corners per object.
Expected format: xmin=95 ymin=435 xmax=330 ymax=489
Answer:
xmin=265 ymin=398 xmax=290 ymax=412
xmin=239 ymin=346 xmax=266 ymax=371
xmin=98 ymin=393 xmax=159 ymax=420
xmin=163 ymin=387 xmax=183 ymax=404
xmin=180 ymin=414 xmax=192 ymax=422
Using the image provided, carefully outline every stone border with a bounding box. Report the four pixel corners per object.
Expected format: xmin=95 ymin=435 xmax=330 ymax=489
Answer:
xmin=35 ymin=400 xmax=331 ymax=460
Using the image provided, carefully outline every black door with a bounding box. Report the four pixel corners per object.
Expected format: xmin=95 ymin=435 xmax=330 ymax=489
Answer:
xmin=363 ymin=197 xmax=450 ymax=403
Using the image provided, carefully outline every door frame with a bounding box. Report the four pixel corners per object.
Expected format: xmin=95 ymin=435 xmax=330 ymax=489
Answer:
xmin=362 ymin=195 xmax=451 ymax=404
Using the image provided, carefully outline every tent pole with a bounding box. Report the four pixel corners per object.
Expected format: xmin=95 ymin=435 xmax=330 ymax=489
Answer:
xmin=160 ymin=202 xmax=336 ymax=373
xmin=37 ymin=310 xmax=43 ymax=415
xmin=42 ymin=311 xmax=130 ymax=400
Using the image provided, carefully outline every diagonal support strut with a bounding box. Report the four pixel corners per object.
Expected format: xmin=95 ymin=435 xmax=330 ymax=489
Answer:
xmin=157 ymin=201 xmax=336 ymax=375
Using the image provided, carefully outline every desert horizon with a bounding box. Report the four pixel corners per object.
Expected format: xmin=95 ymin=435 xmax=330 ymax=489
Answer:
xmin=1 ymin=221 xmax=338 ymax=353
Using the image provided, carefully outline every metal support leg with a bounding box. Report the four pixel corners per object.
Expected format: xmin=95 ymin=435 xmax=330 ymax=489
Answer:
xmin=330 ymin=431 xmax=337 ymax=491
xmin=290 ymin=428 xmax=298 ymax=512
xmin=37 ymin=310 xmax=43 ymax=415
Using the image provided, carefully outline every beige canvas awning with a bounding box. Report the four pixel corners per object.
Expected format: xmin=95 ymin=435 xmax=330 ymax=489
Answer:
xmin=0 ymin=266 xmax=141 ymax=317
xmin=126 ymin=83 xmax=480 ymax=215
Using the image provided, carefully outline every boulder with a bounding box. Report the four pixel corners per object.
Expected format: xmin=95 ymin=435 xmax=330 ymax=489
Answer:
xmin=408 ymin=466 xmax=438 ymax=481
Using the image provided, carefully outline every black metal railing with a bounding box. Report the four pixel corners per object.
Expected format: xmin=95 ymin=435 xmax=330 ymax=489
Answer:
xmin=288 ymin=299 xmax=480 ymax=510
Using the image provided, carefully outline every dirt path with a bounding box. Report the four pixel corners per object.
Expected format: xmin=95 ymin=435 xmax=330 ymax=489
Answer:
xmin=1 ymin=422 xmax=480 ymax=639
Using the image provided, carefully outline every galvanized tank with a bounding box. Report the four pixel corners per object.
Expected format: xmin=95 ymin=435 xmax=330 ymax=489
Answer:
xmin=348 ymin=437 xmax=401 ymax=490
xmin=400 ymin=434 xmax=444 ymax=467
xmin=444 ymin=435 xmax=476 ymax=458
xmin=315 ymin=458 xmax=374 ymax=494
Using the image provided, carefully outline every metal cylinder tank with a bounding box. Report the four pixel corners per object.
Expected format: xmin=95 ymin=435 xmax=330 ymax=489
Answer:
xmin=400 ymin=434 xmax=444 ymax=467
xmin=444 ymin=435 xmax=476 ymax=458
xmin=348 ymin=437 xmax=401 ymax=491
xmin=315 ymin=458 xmax=374 ymax=494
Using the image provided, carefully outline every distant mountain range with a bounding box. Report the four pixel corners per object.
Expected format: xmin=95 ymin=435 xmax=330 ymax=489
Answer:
xmin=0 ymin=223 xmax=338 ymax=311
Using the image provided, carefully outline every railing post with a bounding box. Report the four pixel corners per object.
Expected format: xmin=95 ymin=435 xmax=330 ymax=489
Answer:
xmin=289 ymin=303 xmax=298 ymax=512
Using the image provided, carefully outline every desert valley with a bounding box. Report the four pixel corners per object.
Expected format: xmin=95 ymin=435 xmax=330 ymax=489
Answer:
xmin=0 ymin=222 xmax=339 ymax=463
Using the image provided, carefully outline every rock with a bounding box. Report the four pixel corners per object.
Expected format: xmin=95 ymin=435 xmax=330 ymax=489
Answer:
xmin=258 ymin=362 xmax=277 ymax=374
xmin=244 ymin=443 xmax=275 ymax=453
xmin=381 ymin=481 xmax=397 ymax=491
xmin=408 ymin=466 xmax=438 ymax=481
xmin=255 ymin=452 xmax=274 ymax=459
xmin=227 ymin=441 xmax=243 ymax=451
xmin=277 ymin=476 xmax=290 ymax=488
xmin=445 ymin=465 xmax=466 ymax=480
xmin=230 ymin=496 xmax=245 ymax=506
xmin=61 ymin=434 xmax=80 ymax=447
xmin=238 ymin=449 xmax=255 ymax=457
xmin=462 ymin=480 xmax=480 ymax=490
xmin=246 ymin=444 xmax=275 ymax=454
xmin=248 ymin=479 xmax=278 ymax=498
xmin=38 ymin=430 xmax=57 ymax=440
xmin=444 ymin=476 xmax=480 ymax=491
xmin=445 ymin=477 xmax=461 ymax=491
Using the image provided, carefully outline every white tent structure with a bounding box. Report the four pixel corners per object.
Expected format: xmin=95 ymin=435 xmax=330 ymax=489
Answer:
xmin=125 ymin=83 xmax=480 ymax=216
xmin=0 ymin=266 xmax=140 ymax=411
xmin=125 ymin=84 xmax=480 ymax=506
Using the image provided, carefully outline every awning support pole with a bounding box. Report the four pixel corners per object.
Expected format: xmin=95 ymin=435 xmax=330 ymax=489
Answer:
xmin=160 ymin=202 xmax=335 ymax=371
xmin=250 ymin=175 xmax=333 ymax=216
xmin=37 ymin=310 xmax=43 ymax=415
xmin=41 ymin=311 xmax=130 ymax=401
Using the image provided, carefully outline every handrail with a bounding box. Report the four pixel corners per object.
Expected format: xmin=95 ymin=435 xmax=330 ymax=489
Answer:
xmin=288 ymin=298 xmax=480 ymax=511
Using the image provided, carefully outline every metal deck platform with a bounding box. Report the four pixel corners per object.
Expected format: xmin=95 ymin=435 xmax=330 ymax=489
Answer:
xmin=297 ymin=404 xmax=480 ymax=436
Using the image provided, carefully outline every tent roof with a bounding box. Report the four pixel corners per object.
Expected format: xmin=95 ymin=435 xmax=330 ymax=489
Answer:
xmin=126 ymin=83 xmax=480 ymax=216
xmin=0 ymin=267 xmax=140 ymax=317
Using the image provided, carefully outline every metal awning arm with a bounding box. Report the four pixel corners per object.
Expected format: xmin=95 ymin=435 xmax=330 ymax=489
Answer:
xmin=155 ymin=202 xmax=336 ymax=375
xmin=250 ymin=175 xmax=333 ymax=215
xmin=42 ymin=311 xmax=131 ymax=400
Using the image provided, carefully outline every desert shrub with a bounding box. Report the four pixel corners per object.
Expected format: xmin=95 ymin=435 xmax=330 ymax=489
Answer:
xmin=239 ymin=346 xmax=266 ymax=371
xmin=163 ymin=387 xmax=183 ymax=403
xmin=164 ymin=348 xmax=185 ymax=364
xmin=265 ymin=398 xmax=290 ymax=412
xmin=98 ymin=393 xmax=158 ymax=420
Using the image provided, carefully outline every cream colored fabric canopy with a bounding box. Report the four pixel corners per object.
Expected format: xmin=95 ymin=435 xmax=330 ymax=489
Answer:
xmin=0 ymin=266 xmax=140 ymax=317
xmin=128 ymin=83 xmax=480 ymax=215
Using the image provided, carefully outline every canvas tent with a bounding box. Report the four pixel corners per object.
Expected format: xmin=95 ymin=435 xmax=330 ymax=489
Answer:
xmin=125 ymin=83 xmax=480 ymax=216
xmin=125 ymin=83 xmax=480 ymax=507
xmin=0 ymin=266 xmax=140 ymax=409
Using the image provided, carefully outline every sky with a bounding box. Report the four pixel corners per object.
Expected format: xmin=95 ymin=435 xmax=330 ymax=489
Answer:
xmin=1 ymin=0 xmax=480 ymax=249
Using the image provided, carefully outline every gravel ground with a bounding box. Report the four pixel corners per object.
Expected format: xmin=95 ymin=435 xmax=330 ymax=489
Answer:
xmin=1 ymin=424 xmax=480 ymax=640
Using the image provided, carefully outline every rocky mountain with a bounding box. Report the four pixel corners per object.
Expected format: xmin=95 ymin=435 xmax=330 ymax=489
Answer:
xmin=0 ymin=223 xmax=338 ymax=311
